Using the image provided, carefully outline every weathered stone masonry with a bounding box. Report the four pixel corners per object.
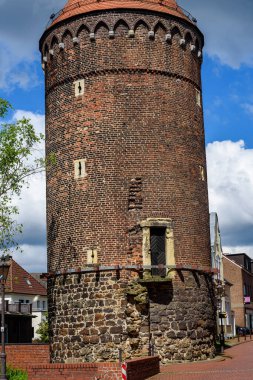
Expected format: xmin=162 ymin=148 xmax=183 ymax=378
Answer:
xmin=41 ymin=0 xmax=216 ymax=363
xmin=48 ymin=271 xmax=215 ymax=363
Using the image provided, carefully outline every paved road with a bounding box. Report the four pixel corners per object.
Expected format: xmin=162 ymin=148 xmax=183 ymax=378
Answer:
xmin=148 ymin=341 xmax=253 ymax=380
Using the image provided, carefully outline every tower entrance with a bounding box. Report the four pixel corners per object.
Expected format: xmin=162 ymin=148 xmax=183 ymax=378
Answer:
xmin=150 ymin=227 xmax=166 ymax=276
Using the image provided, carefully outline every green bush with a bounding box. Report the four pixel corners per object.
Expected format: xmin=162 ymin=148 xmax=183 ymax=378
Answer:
xmin=36 ymin=313 xmax=49 ymax=343
xmin=7 ymin=367 xmax=28 ymax=380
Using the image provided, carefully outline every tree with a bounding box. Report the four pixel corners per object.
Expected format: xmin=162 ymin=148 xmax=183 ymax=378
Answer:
xmin=0 ymin=98 xmax=45 ymax=254
xmin=36 ymin=313 xmax=49 ymax=343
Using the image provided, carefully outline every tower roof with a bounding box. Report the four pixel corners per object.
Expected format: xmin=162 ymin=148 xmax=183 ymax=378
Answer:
xmin=50 ymin=0 xmax=192 ymax=27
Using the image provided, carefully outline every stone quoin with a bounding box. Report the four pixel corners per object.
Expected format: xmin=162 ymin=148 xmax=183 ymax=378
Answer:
xmin=40 ymin=0 xmax=216 ymax=363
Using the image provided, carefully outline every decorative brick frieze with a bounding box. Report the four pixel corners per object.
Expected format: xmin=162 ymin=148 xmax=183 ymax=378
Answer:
xmin=40 ymin=12 xmax=203 ymax=52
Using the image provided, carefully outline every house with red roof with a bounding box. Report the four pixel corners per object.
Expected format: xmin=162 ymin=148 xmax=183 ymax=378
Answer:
xmin=3 ymin=259 xmax=47 ymax=342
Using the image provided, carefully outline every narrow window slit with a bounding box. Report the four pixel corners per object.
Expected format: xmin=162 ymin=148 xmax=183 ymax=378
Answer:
xmin=78 ymin=161 xmax=82 ymax=176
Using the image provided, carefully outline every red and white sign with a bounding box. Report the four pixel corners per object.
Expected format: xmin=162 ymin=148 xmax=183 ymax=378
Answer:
xmin=122 ymin=363 xmax=127 ymax=380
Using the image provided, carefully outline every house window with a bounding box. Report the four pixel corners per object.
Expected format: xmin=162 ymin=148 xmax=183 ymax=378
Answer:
xmin=24 ymin=277 xmax=32 ymax=286
xmin=42 ymin=301 xmax=46 ymax=310
xmin=19 ymin=299 xmax=24 ymax=304
xmin=37 ymin=300 xmax=41 ymax=309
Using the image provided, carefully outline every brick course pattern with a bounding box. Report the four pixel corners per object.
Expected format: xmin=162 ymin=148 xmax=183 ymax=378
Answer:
xmin=223 ymin=255 xmax=253 ymax=327
xmin=126 ymin=356 xmax=160 ymax=380
xmin=6 ymin=344 xmax=49 ymax=370
xmin=27 ymin=357 xmax=159 ymax=380
xmin=40 ymin=5 xmax=215 ymax=363
xmin=6 ymin=344 xmax=158 ymax=380
xmin=27 ymin=362 xmax=121 ymax=380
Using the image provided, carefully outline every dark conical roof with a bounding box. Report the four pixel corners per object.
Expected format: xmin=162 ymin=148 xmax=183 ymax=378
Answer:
xmin=51 ymin=0 xmax=191 ymax=27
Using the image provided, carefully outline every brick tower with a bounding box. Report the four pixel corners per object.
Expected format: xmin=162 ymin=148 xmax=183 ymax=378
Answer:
xmin=40 ymin=0 xmax=216 ymax=363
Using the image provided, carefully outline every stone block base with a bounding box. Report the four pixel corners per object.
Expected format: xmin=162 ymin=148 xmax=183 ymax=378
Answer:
xmin=48 ymin=270 xmax=216 ymax=363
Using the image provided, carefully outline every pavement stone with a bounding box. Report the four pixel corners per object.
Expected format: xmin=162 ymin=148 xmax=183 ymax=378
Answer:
xmin=148 ymin=340 xmax=253 ymax=379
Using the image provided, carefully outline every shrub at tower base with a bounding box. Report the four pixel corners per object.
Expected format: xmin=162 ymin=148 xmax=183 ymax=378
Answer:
xmin=40 ymin=0 xmax=216 ymax=363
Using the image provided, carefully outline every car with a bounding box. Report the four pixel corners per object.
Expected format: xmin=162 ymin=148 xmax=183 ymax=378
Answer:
xmin=236 ymin=326 xmax=251 ymax=335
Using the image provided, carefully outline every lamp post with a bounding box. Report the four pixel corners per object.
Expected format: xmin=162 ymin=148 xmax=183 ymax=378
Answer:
xmin=219 ymin=311 xmax=227 ymax=354
xmin=0 ymin=255 xmax=11 ymax=380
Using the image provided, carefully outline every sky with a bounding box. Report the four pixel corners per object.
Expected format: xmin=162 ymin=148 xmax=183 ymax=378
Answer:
xmin=0 ymin=0 xmax=253 ymax=272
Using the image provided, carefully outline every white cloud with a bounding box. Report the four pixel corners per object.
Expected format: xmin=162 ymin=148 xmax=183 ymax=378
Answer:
xmin=207 ymin=140 xmax=253 ymax=258
xmin=179 ymin=0 xmax=253 ymax=68
xmin=0 ymin=0 xmax=252 ymax=89
xmin=0 ymin=0 xmax=66 ymax=89
xmin=223 ymin=245 xmax=253 ymax=258
xmin=242 ymin=103 xmax=253 ymax=115
xmin=12 ymin=244 xmax=47 ymax=273
xmin=12 ymin=110 xmax=45 ymax=135
xmin=10 ymin=136 xmax=253 ymax=270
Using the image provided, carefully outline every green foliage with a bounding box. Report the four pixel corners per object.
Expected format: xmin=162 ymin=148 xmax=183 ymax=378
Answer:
xmin=0 ymin=98 xmax=12 ymax=118
xmin=7 ymin=367 xmax=28 ymax=380
xmin=36 ymin=313 xmax=49 ymax=343
xmin=0 ymin=97 xmax=45 ymax=254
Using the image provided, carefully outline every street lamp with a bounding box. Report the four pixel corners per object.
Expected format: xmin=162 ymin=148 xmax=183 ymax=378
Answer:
xmin=0 ymin=255 xmax=11 ymax=380
xmin=219 ymin=311 xmax=227 ymax=354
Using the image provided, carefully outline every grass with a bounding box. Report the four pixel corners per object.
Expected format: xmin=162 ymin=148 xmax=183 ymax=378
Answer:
xmin=6 ymin=367 xmax=28 ymax=380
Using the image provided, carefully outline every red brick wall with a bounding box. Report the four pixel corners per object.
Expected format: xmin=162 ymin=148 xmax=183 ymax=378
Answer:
xmin=126 ymin=356 xmax=160 ymax=380
xmin=6 ymin=344 xmax=49 ymax=370
xmin=41 ymin=11 xmax=209 ymax=273
xmin=28 ymin=362 xmax=121 ymax=380
xmin=223 ymin=256 xmax=245 ymax=326
xmin=224 ymin=255 xmax=253 ymax=327
xmin=6 ymin=344 xmax=159 ymax=380
xmin=27 ymin=357 xmax=159 ymax=380
xmin=39 ymin=7 xmax=215 ymax=364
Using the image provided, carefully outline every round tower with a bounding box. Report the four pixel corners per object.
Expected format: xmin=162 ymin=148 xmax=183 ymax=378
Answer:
xmin=40 ymin=0 xmax=216 ymax=363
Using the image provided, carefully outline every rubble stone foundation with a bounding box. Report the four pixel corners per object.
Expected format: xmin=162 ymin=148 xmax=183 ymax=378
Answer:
xmin=49 ymin=271 xmax=215 ymax=363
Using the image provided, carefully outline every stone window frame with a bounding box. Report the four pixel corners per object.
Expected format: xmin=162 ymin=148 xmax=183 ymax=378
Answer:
xmin=140 ymin=218 xmax=175 ymax=277
xmin=73 ymin=79 xmax=85 ymax=97
xmin=74 ymin=159 xmax=87 ymax=179
xmin=196 ymin=89 xmax=201 ymax=107
xmin=199 ymin=165 xmax=205 ymax=181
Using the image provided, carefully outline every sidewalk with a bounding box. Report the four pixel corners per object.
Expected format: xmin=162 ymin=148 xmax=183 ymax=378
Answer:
xmin=148 ymin=340 xmax=253 ymax=380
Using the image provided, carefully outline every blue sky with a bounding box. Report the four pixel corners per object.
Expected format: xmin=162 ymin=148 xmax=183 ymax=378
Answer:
xmin=203 ymin=61 xmax=253 ymax=148
xmin=0 ymin=0 xmax=253 ymax=271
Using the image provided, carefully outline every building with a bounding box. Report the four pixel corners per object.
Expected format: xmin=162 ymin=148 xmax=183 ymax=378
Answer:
xmin=5 ymin=259 xmax=47 ymax=341
xmin=40 ymin=0 xmax=216 ymax=363
xmin=223 ymin=278 xmax=235 ymax=337
xmin=210 ymin=213 xmax=234 ymax=338
xmin=210 ymin=213 xmax=223 ymax=280
xmin=223 ymin=253 xmax=253 ymax=330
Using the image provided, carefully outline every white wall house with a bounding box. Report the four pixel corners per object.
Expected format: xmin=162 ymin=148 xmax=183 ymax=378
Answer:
xmin=5 ymin=260 xmax=47 ymax=340
xmin=210 ymin=212 xmax=235 ymax=338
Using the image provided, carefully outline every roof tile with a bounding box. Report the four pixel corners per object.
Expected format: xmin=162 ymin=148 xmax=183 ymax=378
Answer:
xmin=51 ymin=0 xmax=190 ymax=27
xmin=6 ymin=260 xmax=47 ymax=296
